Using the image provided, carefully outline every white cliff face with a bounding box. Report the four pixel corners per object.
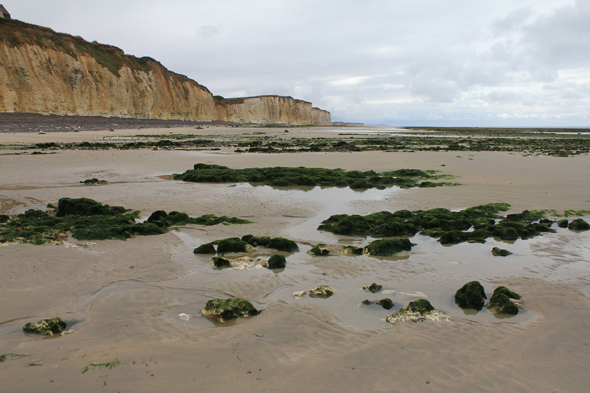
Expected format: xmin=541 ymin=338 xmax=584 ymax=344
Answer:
xmin=0 ymin=19 xmax=331 ymax=125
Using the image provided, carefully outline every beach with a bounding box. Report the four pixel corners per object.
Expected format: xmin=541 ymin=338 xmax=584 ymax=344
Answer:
xmin=1 ymin=125 xmax=590 ymax=392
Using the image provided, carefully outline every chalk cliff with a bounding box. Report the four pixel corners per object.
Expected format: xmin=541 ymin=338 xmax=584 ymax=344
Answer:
xmin=0 ymin=19 xmax=331 ymax=125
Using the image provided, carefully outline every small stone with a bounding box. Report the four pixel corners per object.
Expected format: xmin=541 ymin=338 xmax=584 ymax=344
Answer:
xmin=293 ymin=290 xmax=307 ymax=297
xmin=309 ymin=285 xmax=335 ymax=298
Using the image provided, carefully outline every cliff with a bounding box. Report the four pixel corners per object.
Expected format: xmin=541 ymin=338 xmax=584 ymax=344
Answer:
xmin=214 ymin=95 xmax=331 ymax=125
xmin=0 ymin=18 xmax=331 ymax=125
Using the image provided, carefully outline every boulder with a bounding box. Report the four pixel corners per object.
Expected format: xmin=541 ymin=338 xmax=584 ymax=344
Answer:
xmin=405 ymin=299 xmax=434 ymax=313
xmin=569 ymin=218 xmax=590 ymax=231
xmin=377 ymin=298 xmax=394 ymax=310
xmin=362 ymin=283 xmax=382 ymax=293
xmin=201 ymin=298 xmax=259 ymax=323
xmin=23 ymin=317 xmax=67 ymax=336
xmin=309 ymin=285 xmax=335 ymax=298
xmin=267 ymin=254 xmax=286 ymax=269
xmin=455 ymin=281 xmax=487 ymax=310
xmin=491 ymin=247 xmax=512 ymax=257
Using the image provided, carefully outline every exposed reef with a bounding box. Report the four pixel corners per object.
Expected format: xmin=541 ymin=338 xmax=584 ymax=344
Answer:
xmin=23 ymin=317 xmax=69 ymax=336
xmin=386 ymin=300 xmax=449 ymax=324
xmin=173 ymin=164 xmax=456 ymax=190
xmin=455 ymin=281 xmax=487 ymax=310
xmin=0 ymin=198 xmax=249 ymax=244
xmin=309 ymin=285 xmax=335 ymax=298
xmin=194 ymin=235 xmax=298 ymax=255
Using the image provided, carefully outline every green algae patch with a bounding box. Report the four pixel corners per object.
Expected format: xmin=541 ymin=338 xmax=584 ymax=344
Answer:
xmin=217 ymin=238 xmax=250 ymax=254
xmin=147 ymin=210 xmax=251 ymax=227
xmin=194 ymin=243 xmax=216 ymax=254
xmin=488 ymin=293 xmax=519 ymax=315
xmin=492 ymin=247 xmax=512 ymax=257
xmin=364 ymin=238 xmax=413 ymax=256
xmin=455 ymin=281 xmax=487 ymax=310
xmin=1 ymin=198 xmax=250 ymax=245
xmin=492 ymin=286 xmax=521 ymax=300
xmin=80 ymin=178 xmax=107 ymax=185
xmin=241 ymin=235 xmax=299 ymax=252
xmin=363 ymin=283 xmax=383 ymax=293
xmin=309 ymin=285 xmax=335 ymax=298
xmin=173 ymin=163 xmax=454 ymax=190
xmin=201 ymin=298 xmax=259 ymax=323
xmin=0 ymin=353 xmax=30 ymax=363
xmin=377 ymin=298 xmax=394 ymax=310
xmin=23 ymin=317 xmax=67 ymax=336
xmin=267 ymin=254 xmax=286 ymax=269
xmin=194 ymin=235 xmax=298 ymax=256
xmin=568 ymin=218 xmax=590 ymax=231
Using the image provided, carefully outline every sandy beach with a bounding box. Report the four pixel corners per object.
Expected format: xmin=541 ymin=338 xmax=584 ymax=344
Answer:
xmin=1 ymin=125 xmax=590 ymax=392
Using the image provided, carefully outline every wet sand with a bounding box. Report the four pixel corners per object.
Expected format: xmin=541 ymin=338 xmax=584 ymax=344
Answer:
xmin=1 ymin=126 xmax=590 ymax=392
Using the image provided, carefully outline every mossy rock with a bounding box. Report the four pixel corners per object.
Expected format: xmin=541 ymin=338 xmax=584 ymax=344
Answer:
xmin=23 ymin=317 xmax=67 ymax=336
xmin=242 ymin=235 xmax=299 ymax=252
xmin=377 ymin=298 xmax=394 ymax=310
xmin=267 ymin=254 xmax=286 ymax=269
xmin=210 ymin=256 xmax=231 ymax=268
xmin=491 ymin=247 xmax=512 ymax=257
xmin=309 ymin=244 xmax=330 ymax=256
xmin=557 ymin=219 xmax=569 ymax=228
xmin=309 ymin=285 xmax=335 ymax=298
xmin=363 ymin=283 xmax=382 ymax=293
xmin=488 ymin=293 xmax=518 ymax=315
xmin=56 ymin=197 xmax=127 ymax=217
xmin=405 ymin=299 xmax=434 ymax=314
xmin=568 ymin=218 xmax=590 ymax=231
xmin=216 ymin=237 xmax=249 ymax=254
xmin=364 ymin=238 xmax=413 ymax=256
xmin=0 ymin=214 xmax=9 ymax=224
xmin=201 ymin=298 xmax=259 ymax=323
xmin=493 ymin=286 xmax=521 ymax=300
xmin=80 ymin=178 xmax=107 ymax=185
xmin=455 ymin=281 xmax=486 ymax=310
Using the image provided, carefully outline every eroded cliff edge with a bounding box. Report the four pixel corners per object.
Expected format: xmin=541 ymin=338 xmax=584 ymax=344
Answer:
xmin=0 ymin=19 xmax=331 ymax=125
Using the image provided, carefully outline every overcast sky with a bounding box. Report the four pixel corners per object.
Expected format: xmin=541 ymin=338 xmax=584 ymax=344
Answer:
xmin=6 ymin=0 xmax=590 ymax=126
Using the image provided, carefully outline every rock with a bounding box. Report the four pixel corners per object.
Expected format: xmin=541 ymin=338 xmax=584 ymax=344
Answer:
xmin=201 ymin=298 xmax=259 ymax=323
xmin=405 ymin=299 xmax=434 ymax=313
xmin=568 ymin=218 xmax=590 ymax=231
xmin=362 ymin=283 xmax=382 ymax=293
xmin=308 ymin=244 xmax=364 ymax=256
xmin=492 ymin=286 xmax=521 ymax=300
xmin=364 ymin=238 xmax=413 ymax=256
xmin=23 ymin=317 xmax=67 ymax=336
xmin=267 ymin=254 xmax=286 ymax=269
xmin=209 ymin=256 xmax=267 ymax=270
xmin=377 ymin=298 xmax=394 ymax=310
xmin=455 ymin=281 xmax=487 ymax=310
xmin=293 ymin=290 xmax=307 ymax=297
xmin=308 ymin=244 xmax=330 ymax=256
xmin=491 ymin=247 xmax=512 ymax=257
xmin=557 ymin=219 xmax=569 ymax=228
xmin=194 ymin=243 xmax=216 ymax=254
xmin=487 ymin=293 xmax=519 ymax=315
xmin=309 ymin=285 xmax=335 ymax=298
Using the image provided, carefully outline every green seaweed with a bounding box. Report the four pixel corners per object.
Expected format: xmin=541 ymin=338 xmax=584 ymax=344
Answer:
xmin=364 ymin=238 xmax=413 ymax=256
xmin=455 ymin=281 xmax=486 ymax=310
xmin=202 ymin=298 xmax=259 ymax=323
xmin=0 ymin=353 xmax=30 ymax=363
xmin=80 ymin=178 xmax=107 ymax=185
xmin=267 ymin=254 xmax=286 ymax=269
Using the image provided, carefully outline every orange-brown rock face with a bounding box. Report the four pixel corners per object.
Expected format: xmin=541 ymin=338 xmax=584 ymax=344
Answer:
xmin=215 ymin=96 xmax=331 ymax=125
xmin=0 ymin=19 xmax=331 ymax=124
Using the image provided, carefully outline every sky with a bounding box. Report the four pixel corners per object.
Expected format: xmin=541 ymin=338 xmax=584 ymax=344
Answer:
xmin=5 ymin=0 xmax=590 ymax=126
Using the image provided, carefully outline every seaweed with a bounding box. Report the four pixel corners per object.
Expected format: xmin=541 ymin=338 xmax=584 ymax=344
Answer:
xmin=267 ymin=254 xmax=286 ymax=269
xmin=363 ymin=283 xmax=382 ymax=293
xmin=364 ymin=238 xmax=413 ymax=256
xmin=148 ymin=210 xmax=251 ymax=227
xmin=568 ymin=218 xmax=590 ymax=231
xmin=455 ymin=281 xmax=486 ymax=310
xmin=1 ymin=198 xmax=250 ymax=245
xmin=80 ymin=178 xmax=107 ymax=185
xmin=23 ymin=317 xmax=67 ymax=336
xmin=201 ymin=298 xmax=259 ymax=323
xmin=173 ymin=164 xmax=453 ymax=190
xmin=491 ymin=247 xmax=512 ymax=257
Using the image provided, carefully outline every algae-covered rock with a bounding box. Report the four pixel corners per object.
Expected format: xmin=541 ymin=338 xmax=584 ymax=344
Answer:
xmin=23 ymin=317 xmax=67 ymax=336
xmin=0 ymin=214 xmax=9 ymax=224
xmin=80 ymin=178 xmax=107 ymax=185
xmin=364 ymin=238 xmax=413 ymax=256
xmin=201 ymin=298 xmax=259 ymax=323
xmin=309 ymin=285 xmax=335 ymax=298
xmin=492 ymin=286 xmax=521 ymax=300
xmin=363 ymin=283 xmax=382 ymax=293
xmin=309 ymin=244 xmax=330 ymax=256
xmin=405 ymin=299 xmax=434 ymax=313
xmin=56 ymin=197 xmax=126 ymax=217
xmin=193 ymin=243 xmax=216 ymax=254
xmin=242 ymin=235 xmax=299 ymax=252
xmin=454 ymin=281 xmax=486 ymax=310
xmin=209 ymin=256 xmax=268 ymax=270
xmin=488 ymin=293 xmax=519 ymax=315
xmin=267 ymin=254 xmax=286 ymax=269
xmin=557 ymin=219 xmax=569 ymax=228
xmin=216 ymin=237 xmax=250 ymax=254
xmin=377 ymin=298 xmax=394 ymax=310
xmin=568 ymin=218 xmax=590 ymax=231
xmin=492 ymin=247 xmax=512 ymax=257
xmin=210 ymin=256 xmax=231 ymax=268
